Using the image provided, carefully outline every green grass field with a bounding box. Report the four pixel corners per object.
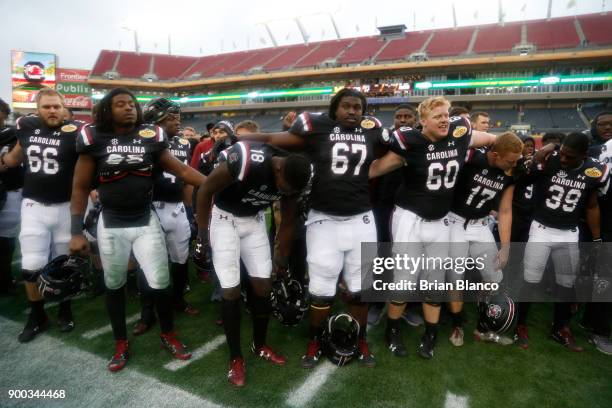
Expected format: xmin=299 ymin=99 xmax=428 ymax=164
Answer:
xmin=0 ymin=260 xmax=610 ymax=408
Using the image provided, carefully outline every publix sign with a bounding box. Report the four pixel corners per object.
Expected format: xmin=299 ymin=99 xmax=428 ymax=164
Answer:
xmin=56 ymin=68 xmax=92 ymax=109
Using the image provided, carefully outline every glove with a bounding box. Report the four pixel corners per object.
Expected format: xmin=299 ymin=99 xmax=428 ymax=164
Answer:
xmin=193 ymin=236 xmax=213 ymax=273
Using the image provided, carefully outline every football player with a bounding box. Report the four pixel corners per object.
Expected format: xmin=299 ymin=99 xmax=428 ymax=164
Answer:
xmin=237 ymin=88 xmax=389 ymax=369
xmin=515 ymin=132 xmax=609 ymax=351
xmin=132 ymin=98 xmax=198 ymax=337
xmin=194 ymin=141 xmax=311 ymax=386
xmin=582 ymin=113 xmax=612 ymax=355
xmin=0 ymin=88 xmax=82 ymax=341
xmin=369 ymin=105 xmax=421 ymax=330
xmin=0 ymin=98 xmax=23 ymax=296
xmin=68 ymin=88 xmax=206 ymax=372
xmin=447 ymin=132 xmax=523 ymax=346
xmin=369 ymin=96 xmax=498 ymax=359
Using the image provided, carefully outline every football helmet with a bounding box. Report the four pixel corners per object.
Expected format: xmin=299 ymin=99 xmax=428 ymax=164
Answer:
xmin=320 ymin=313 xmax=360 ymax=366
xmin=270 ymin=276 xmax=308 ymax=326
xmin=83 ymin=201 xmax=102 ymax=242
xmin=477 ymin=291 xmax=516 ymax=334
xmin=37 ymin=256 xmax=90 ymax=302
xmin=143 ymin=98 xmax=180 ymax=124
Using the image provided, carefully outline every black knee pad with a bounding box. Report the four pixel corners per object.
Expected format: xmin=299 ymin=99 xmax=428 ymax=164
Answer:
xmin=22 ymin=269 xmax=40 ymax=283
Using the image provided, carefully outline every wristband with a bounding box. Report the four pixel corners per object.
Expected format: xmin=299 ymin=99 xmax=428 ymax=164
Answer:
xmin=71 ymin=214 xmax=84 ymax=236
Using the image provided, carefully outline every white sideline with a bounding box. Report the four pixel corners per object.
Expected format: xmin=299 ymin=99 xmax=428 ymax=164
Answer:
xmin=81 ymin=312 xmax=140 ymax=340
xmin=0 ymin=316 xmax=224 ymax=408
xmin=164 ymin=335 xmax=226 ymax=371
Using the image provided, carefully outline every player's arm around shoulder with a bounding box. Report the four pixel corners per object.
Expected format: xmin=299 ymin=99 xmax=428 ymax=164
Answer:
xmin=158 ymin=148 xmax=206 ymax=187
xmin=0 ymin=140 xmax=23 ymax=170
xmin=469 ymin=130 xmax=498 ymax=149
xmin=369 ymin=150 xmax=405 ymax=179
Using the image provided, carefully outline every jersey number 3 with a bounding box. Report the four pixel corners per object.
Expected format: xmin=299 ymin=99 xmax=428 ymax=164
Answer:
xmin=26 ymin=145 xmax=59 ymax=175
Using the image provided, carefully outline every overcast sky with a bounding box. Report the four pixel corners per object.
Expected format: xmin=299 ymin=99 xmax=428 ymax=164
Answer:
xmin=1 ymin=0 xmax=610 ymax=103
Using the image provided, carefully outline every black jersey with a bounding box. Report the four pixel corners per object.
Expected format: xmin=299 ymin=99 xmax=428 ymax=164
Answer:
xmin=0 ymin=125 xmax=24 ymax=191
xmin=77 ymin=124 xmax=168 ymax=227
xmin=372 ymin=126 xmax=403 ymax=206
xmin=214 ymin=142 xmax=285 ymax=217
xmin=588 ymin=139 xmax=612 ymax=232
xmin=16 ymin=116 xmax=81 ymax=203
xmin=289 ymin=112 xmax=389 ymax=216
xmin=152 ymin=136 xmax=192 ymax=203
xmin=451 ymin=148 xmax=514 ymax=220
xmin=390 ymin=116 xmax=473 ymax=220
xmin=512 ymin=156 xmax=535 ymax=215
xmin=532 ymin=151 xmax=609 ymax=229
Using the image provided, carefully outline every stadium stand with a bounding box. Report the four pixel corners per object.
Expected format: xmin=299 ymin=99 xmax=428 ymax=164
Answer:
xmin=90 ymin=50 xmax=119 ymax=76
xmin=425 ymin=27 xmax=474 ymax=57
xmin=488 ymin=109 xmax=519 ymax=129
xmin=90 ymin=14 xmax=611 ymax=80
xmin=521 ymin=108 xmax=584 ymax=131
xmin=472 ymin=23 xmax=522 ymax=54
xmin=338 ymin=36 xmax=386 ymax=65
xmin=263 ymin=44 xmax=319 ymax=71
xmin=375 ymin=31 xmax=430 ymax=61
xmin=153 ymin=55 xmax=198 ymax=80
xmin=294 ymin=39 xmax=353 ymax=68
xmin=115 ymin=52 xmax=151 ymax=78
xmin=578 ymin=13 xmax=612 ymax=46
xmin=525 ymin=17 xmax=580 ymax=50
xmin=227 ymin=48 xmax=286 ymax=74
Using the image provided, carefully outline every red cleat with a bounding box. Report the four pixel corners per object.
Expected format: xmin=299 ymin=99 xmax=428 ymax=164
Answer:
xmin=228 ymin=357 xmax=246 ymax=387
xmin=301 ymin=339 xmax=321 ymax=369
xmin=551 ymin=327 xmax=583 ymax=352
xmin=514 ymin=324 xmax=529 ymax=350
xmin=108 ymin=340 xmax=129 ymax=372
xmin=161 ymin=332 xmax=192 ymax=360
xmin=251 ymin=343 xmax=286 ymax=366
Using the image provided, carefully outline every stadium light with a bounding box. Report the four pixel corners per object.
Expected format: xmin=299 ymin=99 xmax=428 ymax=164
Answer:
xmin=414 ymin=73 xmax=612 ymax=89
xmin=90 ymin=86 xmax=334 ymax=104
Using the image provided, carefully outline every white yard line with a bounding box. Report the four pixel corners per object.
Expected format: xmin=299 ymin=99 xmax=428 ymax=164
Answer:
xmin=286 ymin=361 xmax=338 ymax=408
xmin=164 ymin=335 xmax=226 ymax=371
xmin=0 ymin=316 xmax=225 ymax=408
xmin=444 ymin=391 xmax=469 ymax=408
xmin=81 ymin=312 xmax=140 ymax=340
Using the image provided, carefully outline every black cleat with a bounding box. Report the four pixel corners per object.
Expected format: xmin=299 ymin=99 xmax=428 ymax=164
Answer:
xmin=386 ymin=327 xmax=407 ymax=357
xmin=18 ymin=314 xmax=49 ymax=343
xmin=417 ymin=333 xmax=436 ymax=359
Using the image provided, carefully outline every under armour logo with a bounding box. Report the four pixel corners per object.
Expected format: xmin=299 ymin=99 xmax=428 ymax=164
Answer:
xmin=448 ymin=141 xmax=455 ymax=147
xmin=428 ymin=145 xmax=434 ymax=151
xmin=219 ymin=214 xmax=228 ymax=220
xmin=355 ymin=128 xmax=363 ymax=133
xmin=557 ymin=170 xmax=567 ymax=178
xmin=133 ymin=139 xmax=142 ymax=144
xmin=26 ymin=202 xmax=34 ymax=207
xmin=577 ymin=174 xmax=586 ymax=180
xmin=496 ymin=175 xmax=504 ymax=180
xmin=111 ymin=139 xmax=119 ymax=145
xmin=53 ymin=131 xmax=61 ymax=136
